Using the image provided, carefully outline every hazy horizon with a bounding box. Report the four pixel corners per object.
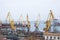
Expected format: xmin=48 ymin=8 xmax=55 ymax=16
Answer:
xmin=0 ymin=0 xmax=60 ymax=31
xmin=0 ymin=0 xmax=60 ymax=21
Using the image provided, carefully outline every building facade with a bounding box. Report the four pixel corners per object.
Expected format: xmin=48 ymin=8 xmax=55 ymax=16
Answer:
xmin=43 ymin=32 xmax=60 ymax=40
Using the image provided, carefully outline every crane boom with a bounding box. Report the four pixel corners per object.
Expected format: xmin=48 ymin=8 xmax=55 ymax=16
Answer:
xmin=7 ymin=12 xmax=16 ymax=31
xmin=44 ymin=10 xmax=54 ymax=33
xmin=49 ymin=10 xmax=54 ymax=21
xmin=35 ymin=14 xmax=40 ymax=28
xmin=34 ymin=14 xmax=40 ymax=32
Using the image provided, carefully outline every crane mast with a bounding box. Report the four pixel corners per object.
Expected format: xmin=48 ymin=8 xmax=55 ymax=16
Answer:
xmin=44 ymin=10 xmax=54 ymax=33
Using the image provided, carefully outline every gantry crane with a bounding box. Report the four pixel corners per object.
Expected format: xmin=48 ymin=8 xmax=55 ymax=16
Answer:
xmin=44 ymin=10 xmax=54 ymax=33
xmin=7 ymin=12 xmax=16 ymax=31
xmin=27 ymin=14 xmax=30 ymax=32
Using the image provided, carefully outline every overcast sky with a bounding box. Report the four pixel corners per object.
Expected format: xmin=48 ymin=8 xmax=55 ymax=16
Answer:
xmin=0 ymin=0 xmax=60 ymax=21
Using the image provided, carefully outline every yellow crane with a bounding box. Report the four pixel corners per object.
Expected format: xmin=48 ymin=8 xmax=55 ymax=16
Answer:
xmin=27 ymin=14 xmax=30 ymax=32
xmin=44 ymin=10 xmax=54 ymax=33
xmin=7 ymin=12 xmax=16 ymax=31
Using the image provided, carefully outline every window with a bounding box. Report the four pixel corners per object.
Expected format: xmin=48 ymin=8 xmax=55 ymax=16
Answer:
xmin=47 ymin=36 xmax=48 ymax=39
xmin=54 ymin=37 xmax=55 ymax=39
xmin=58 ymin=37 xmax=59 ymax=39
xmin=50 ymin=37 xmax=52 ymax=39
xmin=50 ymin=37 xmax=52 ymax=40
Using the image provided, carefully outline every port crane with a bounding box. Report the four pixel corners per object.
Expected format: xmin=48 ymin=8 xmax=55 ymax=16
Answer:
xmin=27 ymin=14 xmax=30 ymax=32
xmin=7 ymin=12 xmax=16 ymax=31
xmin=34 ymin=14 xmax=40 ymax=32
xmin=6 ymin=12 xmax=23 ymax=40
xmin=44 ymin=10 xmax=54 ymax=33
xmin=19 ymin=14 xmax=27 ymax=27
xmin=19 ymin=14 xmax=24 ymax=24
xmin=19 ymin=14 xmax=27 ymax=32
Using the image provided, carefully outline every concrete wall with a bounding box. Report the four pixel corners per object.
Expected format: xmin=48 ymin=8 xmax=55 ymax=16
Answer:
xmin=19 ymin=36 xmax=44 ymax=40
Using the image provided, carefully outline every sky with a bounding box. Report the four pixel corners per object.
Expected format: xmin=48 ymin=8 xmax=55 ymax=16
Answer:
xmin=0 ymin=0 xmax=60 ymax=21
xmin=0 ymin=0 xmax=60 ymax=32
